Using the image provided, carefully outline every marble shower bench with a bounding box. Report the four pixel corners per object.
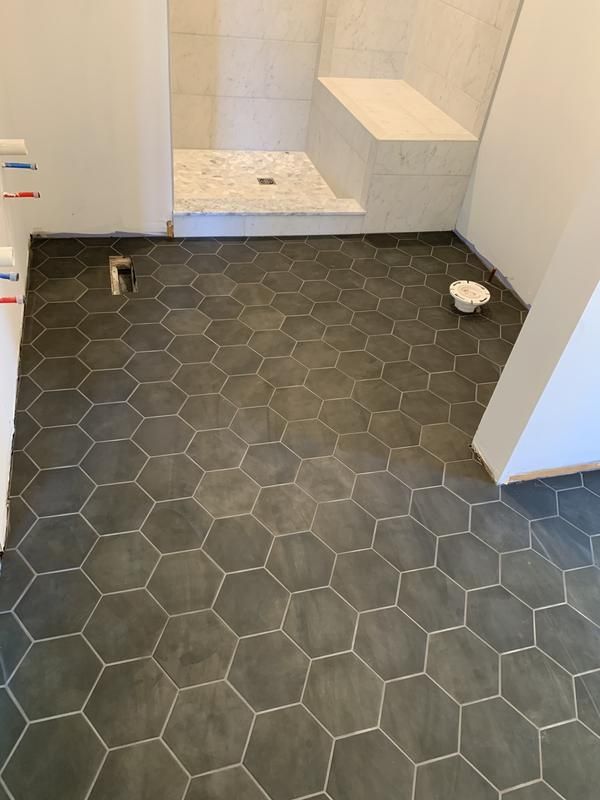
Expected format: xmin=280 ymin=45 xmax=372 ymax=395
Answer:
xmin=307 ymin=77 xmax=479 ymax=232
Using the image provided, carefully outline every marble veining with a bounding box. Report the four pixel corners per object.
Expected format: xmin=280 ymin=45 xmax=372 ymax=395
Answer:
xmin=174 ymin=150 xmax=364 ymax=214
xmin=319 ymin=78 xmax=478 ymax=141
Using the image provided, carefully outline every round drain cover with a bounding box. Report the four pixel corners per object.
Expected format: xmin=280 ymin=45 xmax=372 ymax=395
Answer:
xmin=449 ymin=280 xmax=491 ymax=314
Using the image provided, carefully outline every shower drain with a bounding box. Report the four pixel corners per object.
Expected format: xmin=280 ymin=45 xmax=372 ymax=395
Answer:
xmin=257 ymin=177 xmax=276 ymax=185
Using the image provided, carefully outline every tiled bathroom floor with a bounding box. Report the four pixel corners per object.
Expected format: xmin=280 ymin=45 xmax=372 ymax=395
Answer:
xmin=2 ymin=232 xmax=600 ymax=800
xmin=174 ymin=150 xmax=362 ymax=214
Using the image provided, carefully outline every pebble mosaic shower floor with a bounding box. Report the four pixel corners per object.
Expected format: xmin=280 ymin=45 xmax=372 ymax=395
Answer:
xmin=1 ymin=231 xmax=600 ymax=800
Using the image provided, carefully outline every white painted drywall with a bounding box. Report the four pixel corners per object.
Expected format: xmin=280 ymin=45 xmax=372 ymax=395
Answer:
xmin=0 ymin=0 xmax=173 ymax=547
xmin=458 ymin=0 xmax=600 ymax=304
xmin=0 ymin=137 xmax=31 ymax=547
xmin=0 ymin=0 xmax=173 ymax=236
xmin=473 ymin=162 xmax=600 ymax=483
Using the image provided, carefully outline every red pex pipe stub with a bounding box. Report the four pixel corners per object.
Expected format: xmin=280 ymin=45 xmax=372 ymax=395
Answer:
xmin=2 ymin=192 xmax=40 ymax=198
xmin=0 ymin=295 xmax=25 ymax=304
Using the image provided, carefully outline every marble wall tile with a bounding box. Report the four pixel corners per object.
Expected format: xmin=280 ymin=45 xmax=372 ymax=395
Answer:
xmin=170 ymin=1 xmax=325 ymax=150
xmin=171 ymin=34 xmax=318 ymax=100
xmin=404 ymin=0 xmax=521 ymax=135
xmin=173 ymin=211 xmax=365 ymax=238
xmin=170 ymin=0 xmax=325 ymax=43
xmin=172 ymin=95 xmax=311 ymax=150
xmin=319 ymin=0 xmax=417 ymax=79
xmin=307 ymin=107 xmax=372 ymax=202
xmin=374 ymin=140 xmax=478 ymax=176
xmin=365 ymin=174 xmax=469 ymax=231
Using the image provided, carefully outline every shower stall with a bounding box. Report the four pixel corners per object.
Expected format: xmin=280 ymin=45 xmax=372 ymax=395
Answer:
xmin=168 ymin=0 xmax=521 ymax=237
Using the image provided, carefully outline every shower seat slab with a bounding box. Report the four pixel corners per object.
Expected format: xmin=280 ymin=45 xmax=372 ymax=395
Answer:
xmin=307 ymin=77 xmax=479 ymax=232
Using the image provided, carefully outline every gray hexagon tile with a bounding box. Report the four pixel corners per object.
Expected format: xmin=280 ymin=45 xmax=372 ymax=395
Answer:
xmin=6 ymin=235 xmax=600 ymax=800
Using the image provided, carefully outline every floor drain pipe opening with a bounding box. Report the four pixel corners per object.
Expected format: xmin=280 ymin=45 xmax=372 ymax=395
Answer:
xmin=109 ymin=256 xmax=137 ymax=295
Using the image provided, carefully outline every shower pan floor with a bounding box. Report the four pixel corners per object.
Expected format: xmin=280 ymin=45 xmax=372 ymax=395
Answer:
xmin=173 ymin=149 xmax=363 ymax=216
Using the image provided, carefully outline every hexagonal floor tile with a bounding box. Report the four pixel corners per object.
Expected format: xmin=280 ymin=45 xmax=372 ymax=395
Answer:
xmin=461 ymin=698 xmax=540 ymax=791
xmin=501 ymin=549 xmax=564 ymax=608
xmin=148 ymin=550 xmax=223 ymax=614
xmin=536 ymin=605 xmax=600 ymax=674
xmin=16 ymin=571 xmax=99 ymax=639
xmin=214 ymin=569 xmax=289 ymax=636
xmin=502 ymin=647 xmax=574 ymax=727
xmin=355 ymin=607 xmax=426 ymax=680
xmin=470 ymin=501 xmax=530 ymax=552
xmin=531 ymin=516 xmax=593 ymax=569
xmin=411 ymin=486 xmax=469 ymax=535
xmin=353 ymin=471 xmax=410 ymax=519
xmin=3 ymin=715 xmax=105 ymax=800
xmin=312 ymin=499 xmax=374 ymax=552
xmin=23 ymin=466 xmax=94 ymax=517
xmin=83 ymin=532 xmax=158 ymax=593
xmin=374 ymin=516 xmax=436 ymax=572
xmin=266 ymin=531 xmax=334 ymax=591
xmin=541 ymin=721 xmax=600 ymax=800
xmin=467 ymin=586 xmax=534 ymax=653
xmin=204 ymin=514 xmax=272 ymax=572
xmin=155 ymin=609 xmax=236 ymax=688
xmin=381 ymin=675 xmax=459 ymax=762
xmin=437 ymin=533 xmax=499 ymax=589
xmin=138 ymin=454 xmax=203 ymax=501
xmin=320 ymin=398 xmax=370 ymax=433
xmin=335 ymin=432 xmax=390 ymax=473
xmin=388 ymin=446 xmax=444 ymax=489
xmin=332 ymin=550 xmax=399 ymax=611
xmin=20 ymin=514 xmax=97 ymax=573
xmin=196 ymin=468 xmax=259 ymax=517
xmin=180 ymin=394 xmax=236 ymax=430
xmin=398 ymin=567 xmax=465 ymax=632
xmin=501 ymin=480 xmax=557 ymax=520
xmin=245 ymin=705 xmax=332 ymax=800
xmin=26 ymin=425 xmax=92 ymax=469
xmin=84 ymin=658 xmax=175 ymax=747
xmin=427 ymin=627 xmax=498 ymax=703
xmin=231 ymin=405 xmax=286 ymax=444
xmin=81 ymin=440 xmax=146 ymax=484
xmin=164 ymin=682 xmax=252 ymax=775
xmin=284 ymin=587 xmax=357 ymax=657
xmin=0 ymin=550 xmax=32 ymax=612
xmin=141 ymin=497 xmax=211 ymax=553
xmin=10 ymin=635 xmax=101 ymax=719
xmin=241 ymin=442 xmax=300 ymax=486
xmin=283 ymin=418 xmax=338 ymax=458
xmin=229 ymin=631 xmax=308 ymax=711
xmin=133 ymin=415 xmax=194 ymax=456
xmin=87 ymin=739 xmax=187 ymax=800
xmin=253 ymin=483 xmax=316 ymax=534
xmin=304 ymin=651 xmax=382 ymax=736
xmin=82 ymin=483 xmax=152 ymax=534
xmin=296 ymin=456 xmax=354 ymax=502
xmin=83 ymin=590 xmax=166 ymax=662
xmin=414 ymin=756 xmax=497 ymax=800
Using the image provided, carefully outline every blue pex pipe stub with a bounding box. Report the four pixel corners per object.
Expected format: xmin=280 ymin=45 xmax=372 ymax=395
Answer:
xmin=1 ymin=162 xmax=38 ymax=170
xmin=0 ymin=272 xmax=19 ymax=281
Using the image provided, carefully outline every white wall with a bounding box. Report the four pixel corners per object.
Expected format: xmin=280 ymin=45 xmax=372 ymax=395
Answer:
xmin=0 ymin=0 xmax=172 ymax=236
xmin=473 ymin=162 xmax=600 ymax=482
xmin=0 ymin=165 xmax=30 ymax=548
xmin=170 ymin=0 xmax=324 ymax=150
xmin=0 ymin=0 xmax=173 ymax=546
xmin=458 ymin=0 xmax=600 ymax=303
